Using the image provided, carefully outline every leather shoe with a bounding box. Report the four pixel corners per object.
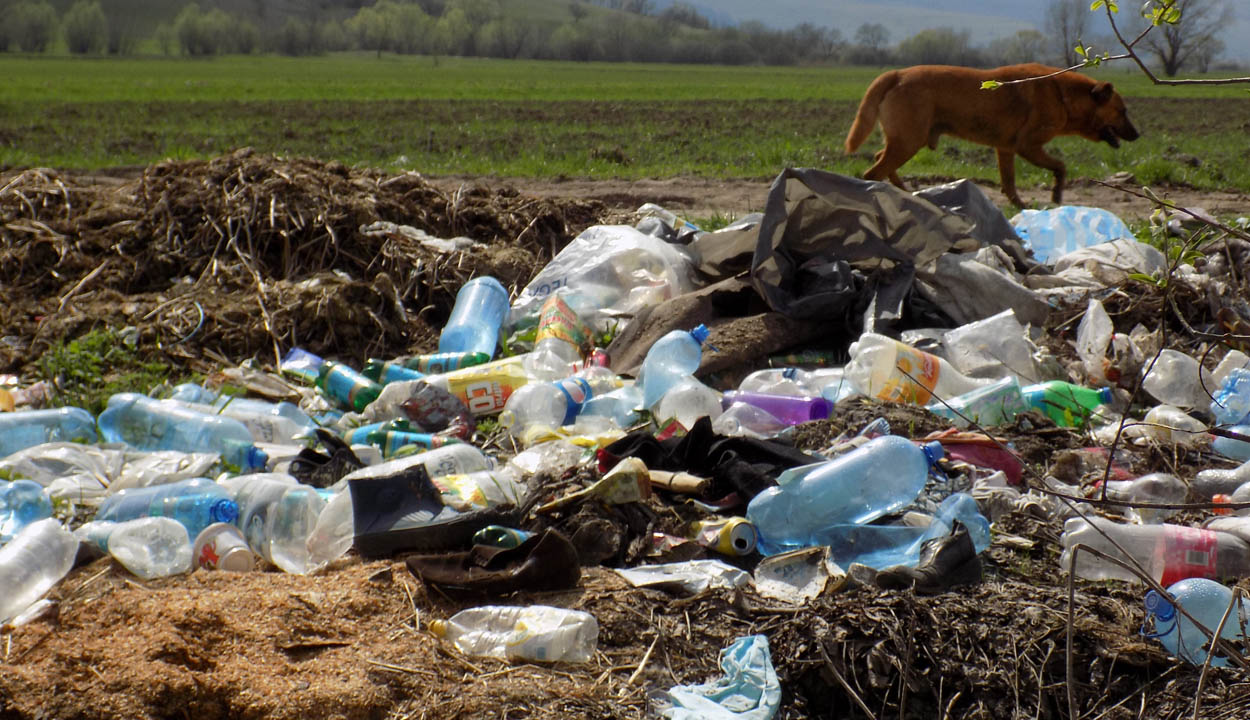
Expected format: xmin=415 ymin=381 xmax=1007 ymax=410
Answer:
xmin=874 ymin=520 xmax=982 ymax=595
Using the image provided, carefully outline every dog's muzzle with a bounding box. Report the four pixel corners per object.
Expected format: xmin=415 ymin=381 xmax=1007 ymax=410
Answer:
xmin=1101 ymin=121 xmax=1140 ymax=148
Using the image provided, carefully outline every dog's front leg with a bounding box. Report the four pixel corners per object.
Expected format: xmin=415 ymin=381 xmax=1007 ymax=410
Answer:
xmin=995 ymin=149 xmax=1025 ymax=207
xmin=1017 ymin=145 xmax=1067 ymax=205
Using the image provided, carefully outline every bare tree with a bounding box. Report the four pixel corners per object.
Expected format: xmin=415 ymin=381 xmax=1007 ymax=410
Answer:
xmin=1138 ymin=0 xmax=1232 ymax=76
xmin=1045 ymin=0 xmax=1089 ymax=66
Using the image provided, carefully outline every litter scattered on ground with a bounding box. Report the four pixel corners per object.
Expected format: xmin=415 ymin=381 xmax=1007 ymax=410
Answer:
xmin=3 ymin=152 xmax=1250 ymax=719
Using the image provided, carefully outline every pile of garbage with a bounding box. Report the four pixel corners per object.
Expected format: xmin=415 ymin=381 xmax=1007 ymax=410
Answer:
xmin=4 ymin=158 xmax=1250 ymax=719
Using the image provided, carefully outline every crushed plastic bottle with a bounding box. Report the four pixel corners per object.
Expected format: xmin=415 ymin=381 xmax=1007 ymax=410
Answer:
xmin=1212 ymin=368 xmax=1250 ymax=426
xmin=1214 ymin=426 xmax=1250 ymax=462
xmin=0 ymin=479 xmax=54 ymax=544
xmin=0 ymin=407 xmax=98 ymax=460
xmin=524 ymin=295 xmax=595 ymax=381
xmin=0 ymin=518 xmax=79 ymax=625
xmin=1060 ymin=516 xmax=1250 ymax=585
xmin=638 ymin=325 xmax=709 ymax=410
xmin=98 ymin=393 xmax=268 ymax=471
xmin=95 ymin=477 xmax=239 ymax=540
xmin=428 ymin=605 xmax=599 ymax=663
xmin=1194 ymin=460 xmax=1250 ymax=499
xmin=499 ymin=376 xmax=596 ymax=439
xmin=1020 ymin=381 xmax=1112 ymax=428
xmin=844 ymin=333 xmax=989 ymax=405
xmin=76 ymin=517 xmax=193 ymax=580
xmin=654 ymin=377 xmax=723 ymax=430
xmin=926 ymin=376 xmax=1029 ymax=428
xmin=221 ymin=474 xmax=326 ymax=574
xmin=1102 ymin=472 xmax=1188 ymax=524
xmin=1142 ymin=349 xmax=1214 ymax=409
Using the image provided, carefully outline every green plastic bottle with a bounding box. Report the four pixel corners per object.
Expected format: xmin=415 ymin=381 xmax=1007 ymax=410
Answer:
xmin=316 ymin=361 xmax=383 ymax=412
xmin=1021 ymin=381 xmax=1113 ymax=427
xmin=362 ymin=358 xmax=426 ymax=385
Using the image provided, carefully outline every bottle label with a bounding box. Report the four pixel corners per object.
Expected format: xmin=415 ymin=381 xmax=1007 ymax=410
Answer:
xmin=536 ymin=296 xmax=593 ymax=351
xmin=406 ymin=352 xmax=490 ymax=375
xmin=881 ymin=342 xmax=941 ymax=404
xmin=555 ymin=378 xmax=593 ymax=425
xmin=1158 ymin=525 xmax=1218 ymax=586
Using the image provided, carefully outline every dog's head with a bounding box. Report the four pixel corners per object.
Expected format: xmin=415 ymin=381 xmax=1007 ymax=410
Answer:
xmin=1089 ymin=82 xmax=1140 ymax=148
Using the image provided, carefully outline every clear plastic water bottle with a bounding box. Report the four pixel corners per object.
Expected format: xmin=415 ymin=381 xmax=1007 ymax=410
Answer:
xmin=1142 ymin=349 xmax=1212 ymax=409
xmin=439 ymin=276 xmax=510 ymax=358
xmin=166 ymin=382 xmax=219 ymax=404
xmin=637 ymin=325 xmax=710 ymax=409
xmin=747 ymin=435 xmax=944 ymax=556
xmin=0 ymin=407 xmax=98 ymax=460
xmin=1102 ymin=472 xmax=1188 ymax=524
xmin=1144 ymin=578 xmax=1249 ymax=666
xmin=1212 ymin=368 xmax=1250 ymax=426
xmin=721 ymin=391 xmax=833 ymax=426
xmin=0 ymin=479 xmax=54 ymax=544
xmin=844 ymin=334 xmax=988 ymax=405
xmin=926 ymin=376 xmax=1029 ymax=429
xmin=222 ymin=474 xmax=326 ymax=575
xmin=428 ymin=605 xmax=599 ymax=663
xmin=816 ymin=492 xmax=991 ymax=568
xmin=0 ymin=518 xmax=79 ymax=624
xmin=1194 ymin=461 xmax=1250 ymax=499
xmin=499 ymin=376 xmax=594 ymax=438
xmin=75 ymin=518 xmax=192 ymax=580
xmin=98 ymin=393 xmax=268 ymax=471
xmin=1060 ymin=516 xmax=1250 ymax=585
xmin=1214 ymin=426 xmax=1250 ymax=462
xmin=176 ymin=400 xmax=312 ymax=446
xmin=95 ymin=477 xmax=239 ymax=540
xmin=739 ymin=366 xmax=846 ymax=398
xmin=654 ymin=377 xmax=723 ymax=429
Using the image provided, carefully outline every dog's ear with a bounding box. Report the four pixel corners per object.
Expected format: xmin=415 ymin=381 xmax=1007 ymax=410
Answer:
xmin=1092 ymin=82 xmax=1114 ymax=104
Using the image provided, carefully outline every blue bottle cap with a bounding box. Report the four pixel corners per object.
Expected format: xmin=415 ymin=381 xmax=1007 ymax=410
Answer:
xmin=246 ymin=446 xmax=270 ymax=471
xmin=1144 ymin=590 xmax=1176 ymax=622
xmin=921 ymin=441 xmax=945 ymax=465
xmin=1097 ymin=387 xmax=1114 ymax=404
xmin=211 ymin=498 xmax=240 ymax=525
xmin=689 ymin=324 xmax=710 ymax=345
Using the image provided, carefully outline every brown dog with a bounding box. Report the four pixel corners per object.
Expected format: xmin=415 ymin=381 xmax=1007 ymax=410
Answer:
xmin=844 ymin=63 xmax=1140 ymax=206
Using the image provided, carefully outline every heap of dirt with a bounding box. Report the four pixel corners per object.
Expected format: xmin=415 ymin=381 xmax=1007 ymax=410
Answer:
xmin=0 ymin=148 xmax=608 ymax=375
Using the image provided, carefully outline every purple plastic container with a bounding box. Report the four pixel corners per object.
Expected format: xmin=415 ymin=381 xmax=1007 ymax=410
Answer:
xmin=721 ymin=391 xmax=834 ymax=426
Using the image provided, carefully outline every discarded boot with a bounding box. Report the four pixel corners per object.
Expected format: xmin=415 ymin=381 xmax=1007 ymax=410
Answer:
xmin=874 ymin=521 xmax=982 ymax=595
xmin=289 ymin=428 xmax=365 ymax=488
xmin=405 ymin=528 xmax=581 ymax=596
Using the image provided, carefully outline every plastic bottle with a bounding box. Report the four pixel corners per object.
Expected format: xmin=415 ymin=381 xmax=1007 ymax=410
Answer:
xmin=1060 ymin=516 xmax=1250 ymax=585
xmin=638 ymin=325 xmax=710 ymax=409
xmin=1214 ymin=426 xmax=1250 ymax=462
xmin=0 ymin=518 xmax=79 ymax=624
xmin=367 ymin=424 xmax=461 ymax=458
xmin=654 ymin=377 xmax=723 ymax=430
xmin=1144 ymin=578 xmax=1249 ymax=666
xmin=222 ymin=474 xmax=326 ymax=575
xmin=721 ymin=391 xmax=833 ymax=426
xmin=926 ymin=376 xmax=1030 ymax=429
xmin=1194 ymin=461 xmax=1250 ymax=499
xmin=746 ymin=435 xmax=944 ymax=555
xmin=712 ymin=402 xmax=791 ymax=440
xmin=75 ymin=517 xmax=192 ymax=580
xmin=0 ymin=407 xmax=98 ymax=460
xmin=334 ymin=444 xmax=495 ymax=492
xmin=1213 ymin=351 xmax=1250 ymax=388
xmin=363 ymin=358 xmax=426 ymax=385
xmin=1142 ymin=349 xmax=1213 ymax=409
xmin=424 ymin=356 xmax=533 ymax=416
xmin=1136 ymin=404 xmax=1210 ymax=447
xmin=98 ymin=393 xmax=268 ymax=471
xmin=739 ymin=367 xmax=847 ymax=398
xmin=0 ymin=479 xmax=54 ymax=544
xmin=815 ymin=492 xmax=991 ymax=569
xmin=1020 ymin=381 xmax=1113 ymax=428
xmin=316 ymin=361 xmax=383 ymax=412
xmin=401 ymin=351 xmax=491 ymax=375
xmin=176 ymin=400 xmax=312 ymax=446
xmin=166 ymin=382 xmax=219 ymax=404
xmin=1102 ymin=472 xmax=1188 ymax=524
xmin=438 ymin=276 xmax=510 ymax=357
xmin=1212 ymin=368 xmax=1250 ymax=426
xmin=428 ymin=605 xmax=599 ymax=663
xmin=844 ymin=333 xmax=989 ymax=405
xmin=95 ymin=477 xmax=239 ymax=540
xmin=525 ymin=295 xmax=595 ymax=381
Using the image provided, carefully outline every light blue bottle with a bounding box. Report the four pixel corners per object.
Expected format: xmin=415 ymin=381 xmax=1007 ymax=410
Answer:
xmin=1214 ymin=426 xmax=1250 ymax=462
xmin=0 ymin=480 xmax=54 ymax=545
xmin=95 ymin=477 xmax=238 ymax=540
xmin=438 ymin=276 xmax=510 ymax=358
xmin=98 ymin=393 xmax=268 ymax=471
xmin=1212 ymin=369 xmax=1250 ymax=426
xmin=814 ymin=493 xmax=991 ymax=569
xmin=926 ymin=376 xmax=1029 ymax=428
xmin=1144 ymin=578 xmax=1249 ymax=666
xmin=0 ymin=407 xmax=98 ymax=460
xmin=167 ymin=382 xmax=219 ymax=404
xmin=747 ymin=435 xmax=944 ymax=556
xmin=639 ymin=325 xmax=710 ymax=409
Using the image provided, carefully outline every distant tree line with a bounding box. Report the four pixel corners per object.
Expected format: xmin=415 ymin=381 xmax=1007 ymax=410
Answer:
xmin=0 ymin=0 xmax=1238 ymax=75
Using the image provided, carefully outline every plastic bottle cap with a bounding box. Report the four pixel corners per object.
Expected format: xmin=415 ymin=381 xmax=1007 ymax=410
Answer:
xmin=1097 ymin=387 xmax=1114 ymax=404
xmin=921 ymin=441 xmax=945 ymax=465
xmin=1144 ymin=590 xmax=1176 ymax=622
xmin=211 ymin=498 xmax=240 ymax=525
xmin=428 ymin=619 xmax=447 ymax=637
xmin=689 ymin=324 xmax=710 ymax=345
xmin=247 ymin=446 xmax=270 ymax=470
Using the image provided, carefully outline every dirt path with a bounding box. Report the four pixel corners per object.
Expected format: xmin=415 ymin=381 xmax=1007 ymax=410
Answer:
xmin=426 ymin=173 xmax=1250 ymax=225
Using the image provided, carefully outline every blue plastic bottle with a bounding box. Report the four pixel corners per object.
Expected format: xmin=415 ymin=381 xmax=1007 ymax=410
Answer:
xmin=438 ymin=276 xmax=510 ymax=358
xmin=98 ymin=393 xmax=268 ymax=470
xmin=815 ymin=492 xmax=991 ymax=569
xmin=95 ymin=477 xmax=239 ymax=539
xmin=1212 ymin=369 xmax=1250 ymax=426
xmin=1144 ymin=578 xmax=1249 ymax=666
xmin=1213 ymin=426 xmax=1250 ymax=462
xmin=747 ymin=435 xmax=944 ymax=556
xmin=0 ymin=407 xmax=98 ymax=460
xmin=0 ymin=480 xmax=54 ymax=544
xmin=639 ymin=324 xmax=710 ymax=409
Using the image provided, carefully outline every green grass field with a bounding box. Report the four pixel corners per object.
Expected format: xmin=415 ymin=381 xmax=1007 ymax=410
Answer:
xmin=2 ymin=54 xmax=1248 ymax=192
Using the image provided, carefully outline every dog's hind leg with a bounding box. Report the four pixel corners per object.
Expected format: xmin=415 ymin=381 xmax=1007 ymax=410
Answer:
xmin=865 ymin=132 xmax=924 ymax=192
xmin=995 ymin=149 xmax=1025 ymax=207
xmin=1017 ymin=145 xmax=1067 ymax=205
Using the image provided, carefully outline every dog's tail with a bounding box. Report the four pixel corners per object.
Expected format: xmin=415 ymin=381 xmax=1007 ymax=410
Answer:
xmin=844 ymin=71 xmax=900 ymax=154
